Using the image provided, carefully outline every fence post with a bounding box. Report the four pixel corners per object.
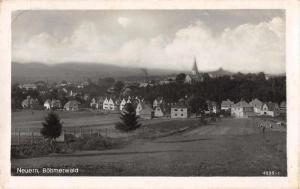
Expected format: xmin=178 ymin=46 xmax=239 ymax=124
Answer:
xmin=105 ymin=128 xmax=108 ymax=137
xmin=80 ymin=127 xmax=83 ymax=137
xmin=97 ymin=129 xmax=100 ymax=137
xmin=90 ymin=128 xmax=92 ymax=136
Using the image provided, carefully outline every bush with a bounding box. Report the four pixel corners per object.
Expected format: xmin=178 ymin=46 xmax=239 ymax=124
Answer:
xmin=68 ymin=136 xmax=119 ymax=151
xmin=11 ymin=142 xmax=55 ymax=159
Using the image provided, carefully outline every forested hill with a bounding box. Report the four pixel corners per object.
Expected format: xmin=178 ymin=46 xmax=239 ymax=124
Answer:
xmin=11 ymin=62 xmax=178 ymax=84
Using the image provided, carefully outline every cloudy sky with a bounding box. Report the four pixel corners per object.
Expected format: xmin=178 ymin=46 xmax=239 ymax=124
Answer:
xmin=12 ymin=10 xmax=285 ymax=74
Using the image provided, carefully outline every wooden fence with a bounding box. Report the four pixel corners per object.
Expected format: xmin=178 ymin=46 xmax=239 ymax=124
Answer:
xmin=11 ymin=127 xmax=117 ymax=145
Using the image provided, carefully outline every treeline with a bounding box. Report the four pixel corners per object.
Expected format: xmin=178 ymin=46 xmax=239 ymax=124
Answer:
xmin=131 ymin=72 xmax=286 ymax=105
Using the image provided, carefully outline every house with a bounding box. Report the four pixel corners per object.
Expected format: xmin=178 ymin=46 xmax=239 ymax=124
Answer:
xmin=90 ymin=98 xmax=98 ymax=109
xmin=171 ymin=103 xmax=188 ymax=119
xmin=231 ymin=100 xmax=255 ymax=118
xmin=96 ymin=97 xmax=105 ymax=109
xmin=139 ymin=104 xmax=153 ymax=119
xmin=249 ymin=98 xmax=263 ymax=114
xmin=119 ymin=98 xmax=127 ymax=111
xmin=280 ymin=101 xmax=286 ymax=113
xmin=64 ymin=100 xmax=80 ymax=111
xmin=51 ymin=99 xmax=62 ymax=109
xmin=135 ymin=101 xmax=143 ymax=116
xmin=261 ymin=102 xmax=280 ymax=117
xmin=108 ymin=98 xmax=115 ymax=111
xmin=154 ymin=105 xmax=164 ymax=117
xmin=44 ymin=99 xmax=51 ymax=110
xmin=18 ymin=83 xmax=37 ymax=90
xmin=206 ymin=100 xmax=219 ymax=113
xmin=103 ymin=98 xmax=110 ymax=110
xmin=221 ymin=99 xmax=234 ymax=111
xmin=22 ymin=96 xmax=39 ymax=109
xmin=153 ymin=97 xmax=163 ymax=108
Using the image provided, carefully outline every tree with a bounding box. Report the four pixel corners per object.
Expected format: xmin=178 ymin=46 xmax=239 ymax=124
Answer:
xmin=41 ymin=112 xmax=63 ymax=152
xmin=176 ymin=73 xmax=186 ymax=84
xmin=115 ymin=103 xmax=141 ymax=132
xmin=114 ymin=81 xmax=125 ymax=95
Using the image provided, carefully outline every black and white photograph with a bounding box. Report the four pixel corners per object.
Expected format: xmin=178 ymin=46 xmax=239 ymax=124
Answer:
xmin=9 ymin=9 xmax=288 ymax=177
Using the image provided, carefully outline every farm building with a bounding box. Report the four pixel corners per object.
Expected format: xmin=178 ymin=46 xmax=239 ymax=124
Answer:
xmin=231 ymin=100 xmax=255 ymax=118
xmin=139 ymin=104 xmax=153 ymax=119
xmin=249 ymin=98 xmax=263 ymax=114
xmin=154 ymin=106 xmax=164 ymax=117
xmin=261 ymin=102 xmax=280 ymax=117
xmin=64 ymin=100 xmax=80 ymax=111
xmin=171 ymin=103 xmax=188 ymax=119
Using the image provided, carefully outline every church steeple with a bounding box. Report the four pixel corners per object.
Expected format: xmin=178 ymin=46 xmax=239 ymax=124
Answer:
xmin=191 ymin=57 xmax=199 ymax=75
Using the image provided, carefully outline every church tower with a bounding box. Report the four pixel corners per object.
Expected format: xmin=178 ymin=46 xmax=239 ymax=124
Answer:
xmin=191 ymin=57 xmax=199 ymax=75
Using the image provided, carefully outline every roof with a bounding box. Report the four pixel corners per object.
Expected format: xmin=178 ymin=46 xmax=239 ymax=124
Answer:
xmin=249 ymin=98 xmax=263 ymax=106
xmin=263 ymin=102 xmax=279 ymax=111
xmin=192 ymin=57 xmax=199 ymax=74
xmin=233 ymin=100 xmax=251 ymax=108
xmin=280 ymin=101 xmax=286 ymax=107
xmin=171 ymin=102 xmax=187 ymax=109
xmin=221 ymin=99 xmax=234 ymax=107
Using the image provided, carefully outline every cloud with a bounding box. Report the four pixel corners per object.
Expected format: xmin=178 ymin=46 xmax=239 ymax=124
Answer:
xmin=117 ymin=17 xmax=131 ymax=28
xmin=12 ymin=17 xmax=285 ymax=74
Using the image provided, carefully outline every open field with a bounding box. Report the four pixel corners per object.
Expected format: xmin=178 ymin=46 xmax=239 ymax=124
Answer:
xmin=11 ymin=117 xmax=286 ymax=176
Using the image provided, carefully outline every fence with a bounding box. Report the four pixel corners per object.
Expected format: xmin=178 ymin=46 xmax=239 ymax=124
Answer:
xmin=11 ymin=127 xmax=118 ymax=145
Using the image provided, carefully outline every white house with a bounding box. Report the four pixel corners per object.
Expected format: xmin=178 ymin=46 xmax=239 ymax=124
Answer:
xmin=44 ymin=99 xmax=51 ymax=110
xmin=108 ymin=98 xmax=115 ymax=111
xmin=171 ymin=103 xmax=188 ymax=119
xmin=154 ymin=106 xmax=164 ymax=117
xmin=261 ymin=102 xmax=280 ymax=117
xmin=249 ymin=98 xmax=263 ymax=114
xmin=119 ymin=98 xmax=127 ymax=111
xmin=136 ymin=101 xmax=143 ymax=116
xmin=231 ymin=101 xmax=255 ymax=118
xmin=103 ymin=98 xmax=110 ymax=110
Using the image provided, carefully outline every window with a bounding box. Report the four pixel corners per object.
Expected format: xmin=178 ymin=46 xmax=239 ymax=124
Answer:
xmin=181 ymin=109 xmax=183 ymax=111
xmin=175 ymin=114 xmax=177 ymax=116
xmin=174 ymin=109 xmax=177 ymax=111
xmin=181 ymin=114 xmax=184 ymax=116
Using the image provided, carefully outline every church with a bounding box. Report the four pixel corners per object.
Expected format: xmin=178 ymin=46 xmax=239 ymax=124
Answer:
xmin=184 ymin=58 xmax=204 ymax=84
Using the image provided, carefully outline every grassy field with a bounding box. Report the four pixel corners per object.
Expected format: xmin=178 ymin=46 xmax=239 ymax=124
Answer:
xmin=11 ymin=117 xmax=286 ymax=176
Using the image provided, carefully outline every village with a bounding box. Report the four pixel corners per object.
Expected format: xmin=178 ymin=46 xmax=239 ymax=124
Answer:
xmin=13 ymin=59 xmax=286 ymax=121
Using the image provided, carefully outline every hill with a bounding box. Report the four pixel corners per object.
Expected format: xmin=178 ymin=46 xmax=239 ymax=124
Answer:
xmin=11 ymin=62 xmax=179 ymax=84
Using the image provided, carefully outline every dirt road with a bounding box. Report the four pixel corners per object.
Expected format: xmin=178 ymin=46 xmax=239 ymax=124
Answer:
xmin=11 ymin=118 xmax=286 ymax=176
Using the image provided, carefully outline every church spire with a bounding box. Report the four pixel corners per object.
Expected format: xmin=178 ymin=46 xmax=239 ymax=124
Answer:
xmin=191 ymin=57 xmax=199 ymax=75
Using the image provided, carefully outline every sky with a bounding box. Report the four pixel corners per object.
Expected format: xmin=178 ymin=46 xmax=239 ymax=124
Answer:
xmin=12 ymin=10 xmax=285 ymax=74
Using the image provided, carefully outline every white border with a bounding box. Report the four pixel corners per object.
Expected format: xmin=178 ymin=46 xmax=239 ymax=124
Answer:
xmin=0 ymin=0 xmax=299 ymax=189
